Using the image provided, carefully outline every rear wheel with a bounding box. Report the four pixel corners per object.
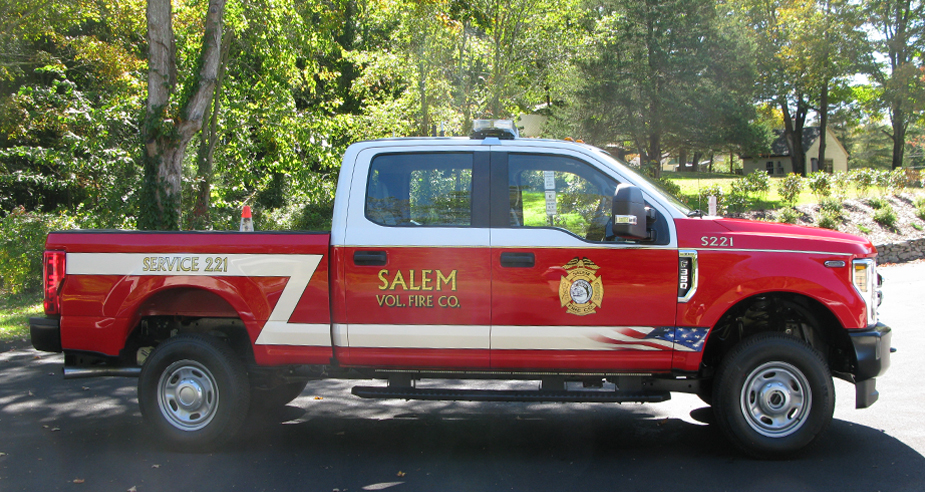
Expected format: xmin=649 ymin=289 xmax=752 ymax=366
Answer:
xmin=713 ymin=333 xmax=834 ymax=459
xmin=138 ymin=334 xmax=250 ymax=449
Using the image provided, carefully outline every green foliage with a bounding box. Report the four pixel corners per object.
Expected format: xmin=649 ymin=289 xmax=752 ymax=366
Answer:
xmin=886 ymin=168 xmax=909 ymax=194
xmin=820 ymin=198 xmax=843 ymax=214
xmin=726 ymin=178 xmax=750 ymax=213
xmin=850 ymin=168 xmax=876 ymax=197
xmin=867 ymin=196 xmax=888 ymax=209
xmin=831 ymin=171 xmax=849 ymax=201
xmin=777 ymin=173 xmax=804 ymax=205
xmin=816 ymin=211 xmax=841 ymax=230
xmin=654 ymin=177 xmax=683 ymax=200
xmin=806 ymin=171 xmax=833 ymax=199
xmin=873 ymin=204 xmax=898 ymax=229
xmin=817 ymin=195 xmax=844 ymax=232
xmin=912 ymin=221 xmax=923 ymax=231
xmin=775 ymin=207 xmax=801 ymax=224
xmin=915 ymin=196 xmax=925 ymax=221
xmin=0 ymin=207 xmax=78 ymax=293
xmin=0 ymin=290 xmax=43 ymax=343
xmin=574 ymin=0 xmax=762 ymax=172
xmin=697 ymin=183 xmax=725 ymax=214
xmin=743 ymin=170 xmax=771 ymax=196
xmin=858 ymin=224 xmax=871 ymax=233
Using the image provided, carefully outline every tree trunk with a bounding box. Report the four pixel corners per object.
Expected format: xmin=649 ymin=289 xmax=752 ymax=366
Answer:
xmin=818 ymin=78 xmax=829 ymax=173
xmin=190 ymin=30 xmax=233 ymax=230
xmin=892 ymin=106 xmax=906 ymax=169
xmin=781 ymin=96 xmax=809 ymax=176
xmin=140 ymin=0 xmax=227 ymax=230
xmin=648 ymin=132 xmax=661 ymax=179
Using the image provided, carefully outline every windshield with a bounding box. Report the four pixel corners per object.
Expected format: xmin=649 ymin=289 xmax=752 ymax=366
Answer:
xmin=592 ymin=149 xmax=692 ymax=215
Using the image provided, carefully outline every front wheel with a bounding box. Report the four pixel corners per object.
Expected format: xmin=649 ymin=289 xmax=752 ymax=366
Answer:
xmin=138 ymin=334 xmax=250 ymax=449
xmin=713 ymin=333 xmax=834 ymax=459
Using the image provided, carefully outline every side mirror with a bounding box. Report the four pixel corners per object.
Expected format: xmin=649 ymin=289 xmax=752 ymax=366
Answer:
xmin=611 ymin=184 xmax=647 ymax=240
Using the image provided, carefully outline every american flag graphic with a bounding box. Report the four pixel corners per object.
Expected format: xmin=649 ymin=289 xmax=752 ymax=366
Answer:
xmin=592 ymin=326 xmax=708 ymax=352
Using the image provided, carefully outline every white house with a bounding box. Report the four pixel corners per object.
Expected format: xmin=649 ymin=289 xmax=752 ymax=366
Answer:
xmin=741 ymin=127 xmax=849 ymax=175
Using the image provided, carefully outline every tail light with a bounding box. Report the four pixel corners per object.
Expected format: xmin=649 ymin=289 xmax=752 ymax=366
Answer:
xmin=43 ymin=251 xmax=66 ymax=316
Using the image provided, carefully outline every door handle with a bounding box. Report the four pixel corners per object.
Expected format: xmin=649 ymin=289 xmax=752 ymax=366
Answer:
xmin=500 ymin=252 xmax=535 ymax=268
xmin=354 ymin=250 xmax=387 ymax=266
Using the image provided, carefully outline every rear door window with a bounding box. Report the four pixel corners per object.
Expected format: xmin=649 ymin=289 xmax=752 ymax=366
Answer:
xmin=366 ymin=153 xmax=473 ymax=227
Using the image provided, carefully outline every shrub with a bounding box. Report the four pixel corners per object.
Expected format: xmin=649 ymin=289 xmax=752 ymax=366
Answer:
xmin=816 ymin=211 xmax=840 ymax=230
xmin=743 ymin=170 xmax=771 ymax=196
xmin=697 ymin=183 xmax=725 ymax=215
xmin=831 ymin=171 xmax=849 ymax=201
xmin=0 ymin=208 xmax=78 ymax=293
xmin=777 ymin=173 xmax=804 ymax=205
xmin=726 ymin=178 xmax=750 ymax=213
xmin=850 ymin=168 xmax=876 ymax=197
xmin=775 ymin=207 xmax=801 ymax=224
xmin=806 ymin=171 xmax=833 ymax=199
xmin=867 ymin=196 xmax=888 ymax=210
xmin=858 ymin=224 xmax=871 ymax=234
xmin=887 ymin=168 xmax=909 ymax=195
xmin=820 ymin=197 xmax=842 ymax=214
xmin=905 ymin=168 xmax=922 ymax=188
xmin=654 ymin=177 xmax=683 ymax=200
xmin=915 ymin=200 xmax=925 ymax=222
xmin=873 ymin=205 xmax=898 ymax=229
xmin=874 ymin=169 xmax=891 ymax=190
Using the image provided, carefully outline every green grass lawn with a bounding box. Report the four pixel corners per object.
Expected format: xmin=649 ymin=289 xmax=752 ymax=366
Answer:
xmin=0 ymin=291 xmax=42 ymax=344
xmin=666 ymin=172 xmax=888 ymax=211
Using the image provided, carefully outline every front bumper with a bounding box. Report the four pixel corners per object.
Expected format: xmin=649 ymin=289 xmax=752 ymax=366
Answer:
xmin=30 ymin=317 xmax=61 ymax=353
xmin=849 ymin=322 xmax=892 ymax=409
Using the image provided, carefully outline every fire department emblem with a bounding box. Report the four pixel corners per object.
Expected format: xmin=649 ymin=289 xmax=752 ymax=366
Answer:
xmin=558 ymin=257 xmax=604 ymax=316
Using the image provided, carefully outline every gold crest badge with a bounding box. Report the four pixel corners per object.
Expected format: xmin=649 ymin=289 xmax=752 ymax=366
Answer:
xmin=558 ymin=257 xmax=604 ymax=316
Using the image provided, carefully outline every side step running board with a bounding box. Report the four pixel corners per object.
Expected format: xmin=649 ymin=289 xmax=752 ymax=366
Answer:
xmin=351 ymin=386 xmax=670 ymax=403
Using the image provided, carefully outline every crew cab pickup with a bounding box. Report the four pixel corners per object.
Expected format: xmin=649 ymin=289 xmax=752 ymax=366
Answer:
xmin=30 ymin=123 xmax=891 ymax=458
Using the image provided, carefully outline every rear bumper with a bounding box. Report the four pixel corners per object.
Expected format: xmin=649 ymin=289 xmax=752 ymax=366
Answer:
xmin=30 ymin=317 xmax=61 ymax=353
xmin=849 ymin=322 xmax=892 ymax=409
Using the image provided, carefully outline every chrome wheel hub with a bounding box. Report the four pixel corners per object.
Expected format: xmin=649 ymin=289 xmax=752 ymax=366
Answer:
xmin=157 ymin=360 xmax=219 ymax=431
xmin=740 ymin=361 xmax=811 ymax=438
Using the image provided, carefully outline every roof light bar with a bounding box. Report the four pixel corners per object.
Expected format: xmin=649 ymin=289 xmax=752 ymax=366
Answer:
xmin=471 ymin=119 xmax=519 ymax=140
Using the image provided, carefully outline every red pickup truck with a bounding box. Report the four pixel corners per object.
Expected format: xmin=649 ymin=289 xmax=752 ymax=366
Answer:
xmin=30 ymin=122 xmax=891 ymax=458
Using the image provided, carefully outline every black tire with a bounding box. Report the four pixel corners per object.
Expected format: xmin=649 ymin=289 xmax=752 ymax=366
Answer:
xmin=250 ymin=381 xmax=308 ymax=411
xmin=713 ymin=332 xmax=834 ymax=459
xmin=138 ymin=334 xmax=250 ymax=449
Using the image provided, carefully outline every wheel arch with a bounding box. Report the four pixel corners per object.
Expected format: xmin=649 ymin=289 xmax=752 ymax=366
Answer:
xmin=700 ymin=291 xmax=856 ymax=379
xmin=120 ymin=286 xmax=256 ymax=366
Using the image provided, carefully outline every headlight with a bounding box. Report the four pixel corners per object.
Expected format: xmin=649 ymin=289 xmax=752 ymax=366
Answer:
xmin=852 ymin=259 xmax=878 ymax=327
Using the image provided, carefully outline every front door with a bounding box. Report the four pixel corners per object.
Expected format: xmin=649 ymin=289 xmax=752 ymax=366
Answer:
xmin=489 ymin=151 xmax=679 ymax=372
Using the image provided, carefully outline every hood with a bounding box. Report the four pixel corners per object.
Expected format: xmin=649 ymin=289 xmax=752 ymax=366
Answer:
xmin=675 ymin=218 xmax=875 ymax=257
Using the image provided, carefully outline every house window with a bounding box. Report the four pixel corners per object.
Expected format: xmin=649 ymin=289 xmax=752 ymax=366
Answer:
xmin=766 ymin=162 xmax=774 ymax=175
xmin=776 ymin=162 xmax=784 ymax=174
xmin=824 ymin=159 xmax=834 ymax=173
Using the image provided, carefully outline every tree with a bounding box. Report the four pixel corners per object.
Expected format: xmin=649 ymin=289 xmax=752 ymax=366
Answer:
xmin=865 ymin=0 xmax=925 ymax=170
xmin=139 ymin=0 xmax=226 ymax=230
xmin=1 ymin=0 xmax=146 ymax=225
xmin=575 ymin=0 xmax=761 ymax=177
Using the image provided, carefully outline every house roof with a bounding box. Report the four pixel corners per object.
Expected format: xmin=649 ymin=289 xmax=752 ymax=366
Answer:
xmin=769 ymin=127 xmax=822 ymax=157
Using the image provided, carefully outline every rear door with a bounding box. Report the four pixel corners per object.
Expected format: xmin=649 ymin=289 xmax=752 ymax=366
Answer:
xmin=489 ymin=150 xmax=680 ymax=372
xmin=339 ymin=146 xmax=492 ymax=368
